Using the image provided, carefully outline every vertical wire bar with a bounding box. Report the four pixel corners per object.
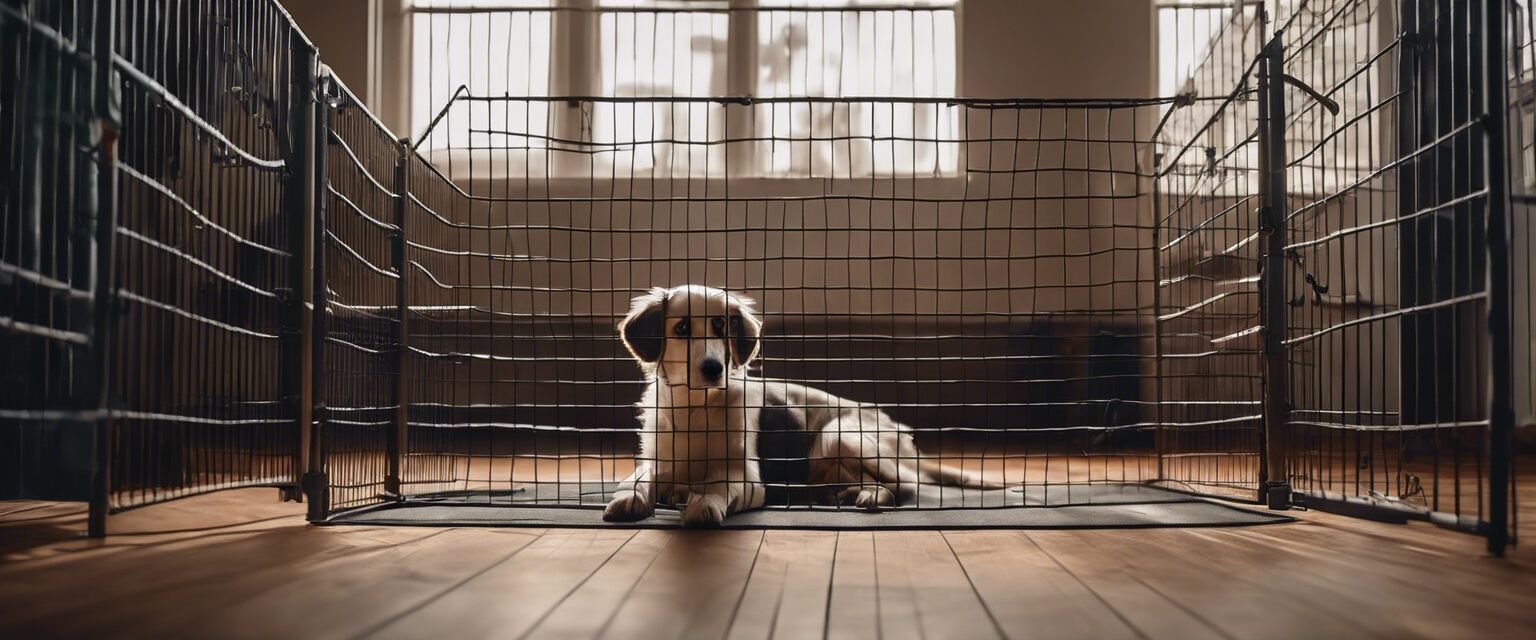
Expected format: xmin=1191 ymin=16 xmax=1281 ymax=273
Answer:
xmin=1259 ymin=33 xmax=1293 ymax=509
xmin=1153 ymin=151 xmax=1166 ymax=482
xmin=1482 ymin=0 xmax=1515 ymax=557
xmin=88 ymin=0 xmax=120 ymax=538
xmin=284 ymin=37 xmax=318 ymax=505
xmin=388 ymin=137 xmax=410 ymax=498
xmin=305 ymin=73 xmax=332 ymax=522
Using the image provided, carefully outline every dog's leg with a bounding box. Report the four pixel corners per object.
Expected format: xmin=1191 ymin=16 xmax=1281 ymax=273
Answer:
xmin=810 ymin=425 xmax=909 ymax=511
xmin=603 ymin=463 xmax=655 ymax=522
xmin=834 ymin=474 xmax=896 ymax=510
xmin=681 ymin=468 xmax=764 ymax=527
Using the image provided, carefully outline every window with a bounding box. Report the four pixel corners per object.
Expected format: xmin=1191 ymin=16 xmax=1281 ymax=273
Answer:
xmin=410 ymin=3 xmax=554 ymax=152
xmin=1155 ymin=1 xmax=1233 ymax=100
xmin=406 ymin=0 xmax=959 ymax=178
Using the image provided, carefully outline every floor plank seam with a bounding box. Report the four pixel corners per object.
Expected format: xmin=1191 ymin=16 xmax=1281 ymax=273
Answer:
xmin=347 ymin=529 xmax=548 ymax=639
xmin=1127 ymin=573 xmax=1235 ymax=640
xmin=938 ymin=531 xmax=1008 ymax=640
xmin=822 ymin=532 xmax=840 ymax=640
xmin=517 ymin=529 xmax=642 ymax=640
xmin=1025 ymin=532 xmax=1150 ymax=640
xmin=724 ymin=531 xmax=771 ymax=639
xmin=593 ymin=532 xmax=678 ymax=639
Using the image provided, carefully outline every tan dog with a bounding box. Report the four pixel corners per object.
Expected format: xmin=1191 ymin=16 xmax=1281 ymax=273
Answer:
xmin=603 ymin=285 xmax=990 ymax=527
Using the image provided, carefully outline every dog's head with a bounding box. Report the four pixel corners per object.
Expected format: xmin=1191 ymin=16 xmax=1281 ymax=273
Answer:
xmin=618 ymin=285 xmax=762 ymax=389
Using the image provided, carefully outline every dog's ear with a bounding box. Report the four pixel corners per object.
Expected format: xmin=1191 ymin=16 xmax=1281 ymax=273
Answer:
xmin=618 ymin=288 xmax=669 ymax=364
xmin=727 ymin=293 xmax=763 ymax=369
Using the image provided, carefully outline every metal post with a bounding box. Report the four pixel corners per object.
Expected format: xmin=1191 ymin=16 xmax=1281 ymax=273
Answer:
xmin=1481 ymin=0 xmax=1514 ymax=558
xmin=1152 ymin=153 xmax=1166 ymax=482
xmin=282 ymin=39 xmax=318 ymax=505
xmin=1258 ymin=35 xmax=1292 ymax=510
xmin=303 ymin=73 xmax=332 ymax=522
xmin=87 ymin=0 xmax=120 ymax=539
xmin=386 ymin=138 xmax=410 ymax=498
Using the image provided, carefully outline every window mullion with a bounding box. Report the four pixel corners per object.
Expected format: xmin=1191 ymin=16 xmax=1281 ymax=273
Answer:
xmin=729 ymin=0 xmax=759 ymax=176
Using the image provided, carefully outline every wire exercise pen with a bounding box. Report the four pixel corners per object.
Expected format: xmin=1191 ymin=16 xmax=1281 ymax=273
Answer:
xmin=0 ymin=0 xmax=1526 ymax=554
xmin=2 ymin=0 xmax=311 ymax=534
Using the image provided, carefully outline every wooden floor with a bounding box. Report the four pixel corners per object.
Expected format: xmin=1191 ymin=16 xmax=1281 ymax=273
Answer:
xmin=2 ymin=490 xmax=1534 ymax=640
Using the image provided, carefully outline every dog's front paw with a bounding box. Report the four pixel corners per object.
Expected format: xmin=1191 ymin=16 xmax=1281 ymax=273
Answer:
xmin=836 ymin=485 xmax=894 ymax=511
xmin=681 ymin=493 xmax=728 ymax=528
xmin=603 ymin=490 xmax=654 ymax=522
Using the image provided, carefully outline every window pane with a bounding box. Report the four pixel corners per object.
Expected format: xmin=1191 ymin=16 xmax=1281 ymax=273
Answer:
xmin=411 ymin=10 xmax=554 ymax=155
xmin=594 ymin=10 xmax=729 ymax=176
xmin=755 ymin=6 xmax=958 ymax=177
xmin=1156 ymin=2 xmax=1231 ymax=99
xmin=600 ymin=11 xmax=728 ymax=97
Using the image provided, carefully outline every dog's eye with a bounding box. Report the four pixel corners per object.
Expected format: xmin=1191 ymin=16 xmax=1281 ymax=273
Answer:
xmin=711 ymin=317 xmax=726 ymax=337
xmin=672 ymin=320 xmax=690 ymax=337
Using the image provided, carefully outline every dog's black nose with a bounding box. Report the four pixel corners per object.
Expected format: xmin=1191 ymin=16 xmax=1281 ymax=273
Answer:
xmin=700 ymin=358 xmax=724 ymax=380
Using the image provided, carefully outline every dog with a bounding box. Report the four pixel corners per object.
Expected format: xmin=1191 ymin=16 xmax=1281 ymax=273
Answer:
xmin=603 ymin=285 xmax=993 ymax=527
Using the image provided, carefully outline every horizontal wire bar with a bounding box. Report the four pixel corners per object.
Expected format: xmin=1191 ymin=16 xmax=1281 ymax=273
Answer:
xmin=117 ymin=228 xmax=278 ymax=299
xmin=325 ymin=230 xmax=401 ymax=279
xmin=112 ymin=54 xmax=285 ymax=170
xmin=117 ymin=162 xmax=292 ymax=258
xmin=118 ymin=290 xmax=279 ymax=340
xmin=389 ymin=191 xmax=1147 ymax=205
xmin=0 ymin=261 xmax=92 ymax=300
xmin=1285 ymin=188 xmax=1489 ymax=251
xmin=327 ymin=129 xmax=402 ymax=198
xmin=467 ymin=127 xmax=1156 ymax=148
xmin=0 ymin=316 xmax=91 ymax=345
xmin=1283 ymin=292 xmax=1487 ymax=346
xmin=408 ymin=4 xmax=959 ymax=15
xmin=1287 ymin=419 xmax=1491 ymax=432
xmin=328 ymin=184 xmax=402 ymax=232
xmin=453 ymin=93 xmax=1185 ymax=108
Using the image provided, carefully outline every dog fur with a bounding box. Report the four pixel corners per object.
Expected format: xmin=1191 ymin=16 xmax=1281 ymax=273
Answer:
xmin=603 ymin=285 xmax=990 ymax=527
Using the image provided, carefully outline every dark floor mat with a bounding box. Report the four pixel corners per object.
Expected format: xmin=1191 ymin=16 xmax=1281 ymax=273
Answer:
xmin=323 ymin=483 xmax=1291 ymax=529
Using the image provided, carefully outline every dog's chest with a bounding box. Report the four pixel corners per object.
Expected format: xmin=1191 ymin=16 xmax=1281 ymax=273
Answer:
xmin=648 ymin=405 xmax=749 ymax=482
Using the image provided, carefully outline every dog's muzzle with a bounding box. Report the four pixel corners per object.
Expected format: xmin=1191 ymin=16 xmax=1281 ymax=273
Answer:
xmin=696 ymin=357 xmax=725 ymax=388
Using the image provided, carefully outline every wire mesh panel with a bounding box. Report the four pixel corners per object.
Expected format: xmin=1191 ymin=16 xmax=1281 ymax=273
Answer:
xmin=106 ymin=0 xmax=306 ymax=510
xmin=1272 ymin=0 xmax=1521 ymax=541
xmin=367 ymin=90 xmax=1168 ymax=514
xmin=2 ymin=0 xmax=308 ymax=515
xmin=1153 ymin=1 xmax=1268 ymax=499
xmin=1510 ymin=0 xmax=1536 ymax=545
xmin=1 ymin=0 xmax=102 ymax=501
xmin=317 ymin=79 xmax=405 ymax=512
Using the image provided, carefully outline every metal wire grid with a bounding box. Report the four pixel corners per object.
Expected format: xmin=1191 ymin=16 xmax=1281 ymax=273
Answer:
xmin=1512 ymin=0 xmax=1536 ymax=547
xmin=1266 ymin=0 xmax=1520 ymax=542
xmin=1154 ymin=1 xmax=1525 ymax=551
xmin=1 ymin=1 xmax=101 ymax=500
xmin=107 ymin=0 xmax=304 ymax=510
xmin=1 ymin=0 xmax=309 ymax=522
xmin=368 ymin=94 xmax=1167 ymax=511
xmin=1153 ymin=1 xmax=1268 ymax=499
xmin=317 ymin=79 xmax=405 ymax=512
xmin=1 ymin=0 xmax=1524 ymax=544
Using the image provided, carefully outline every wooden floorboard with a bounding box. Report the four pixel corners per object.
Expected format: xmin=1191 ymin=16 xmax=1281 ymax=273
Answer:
xmin=599 ymin=530 xmax=765 ymax=640
xmin=370 ymin=529 xmax=636 ymax=640
xmin=726 ymin=530 xmax=838 ymax=640
xmin=3 ymin=488 xmax=1535 ymax=639
xmin=1024 ymin=530 xmax=1228 ymax=640
xmin=825 ymin=531 xmax=881 ymax=640
xmin=943 ymin=530 xmax=1140 ymax=639
xmin=530 ymin=530 xmax=674 ymax=640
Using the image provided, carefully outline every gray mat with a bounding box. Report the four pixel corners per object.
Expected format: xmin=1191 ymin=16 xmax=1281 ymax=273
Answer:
xmin=325 ymin=482 xmax=1291 ymax=529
